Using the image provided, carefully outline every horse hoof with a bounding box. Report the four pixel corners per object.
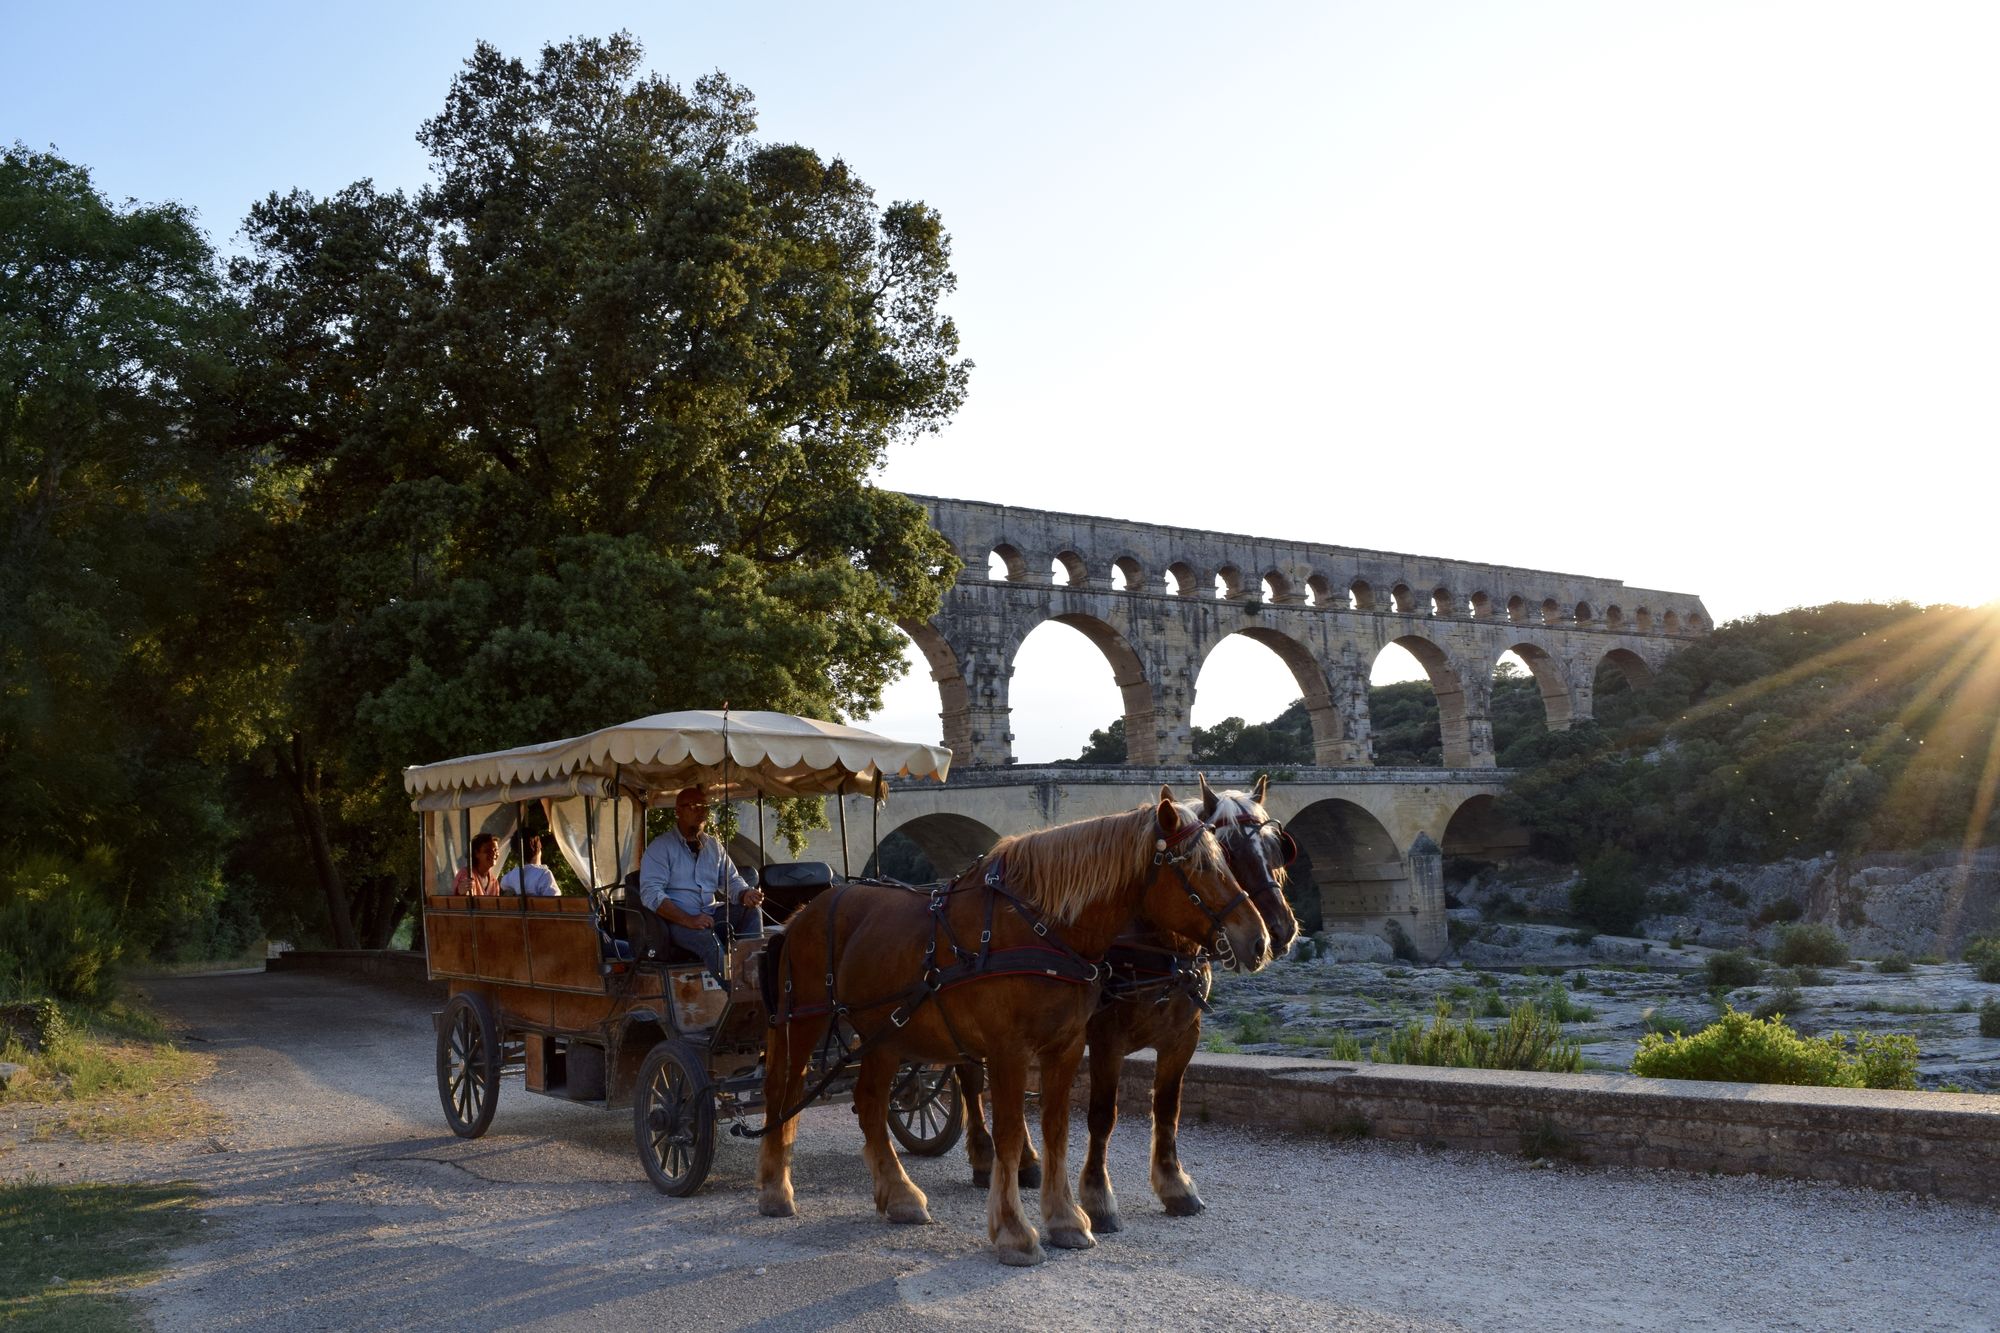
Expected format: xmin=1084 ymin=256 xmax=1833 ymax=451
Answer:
xmin=1162 ymin=1194 xmax=1206 ymax=1218
xmin=758 ymin=1195 xmax=797 ymax=1219
xmin=971 ymin=1169 xmax=991 ymax=1189
xmin=1017 ymin=1162 xmax=1042 ymax=1191
xmin=995 ymin=1242 xmax=1047 ymax=1268
xmin=887 ymin=1201 xmax=933 ymax=1225
xmin=1085 ymin=1209 xmax=1122 ymax=1235
xmin=1046 ymin=1226 xmax=1096 ymax=1250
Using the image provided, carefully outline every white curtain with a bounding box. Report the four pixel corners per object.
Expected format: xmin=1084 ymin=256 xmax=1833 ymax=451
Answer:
xmin=429 ymin=803 xmax=522 ymax=893
xmin=543 ymin=793 xmax=642 ymax=892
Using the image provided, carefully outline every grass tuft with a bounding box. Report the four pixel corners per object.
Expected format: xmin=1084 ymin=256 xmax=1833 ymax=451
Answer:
xmin=0 ymin=1176 xmax=203 ymax=1328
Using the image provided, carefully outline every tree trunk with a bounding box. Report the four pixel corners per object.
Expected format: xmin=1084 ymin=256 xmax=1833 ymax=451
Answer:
xmin=276 ymin=733 xmax=359 ymax=949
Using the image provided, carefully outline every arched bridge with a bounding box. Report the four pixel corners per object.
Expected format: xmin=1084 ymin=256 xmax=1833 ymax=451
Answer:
xmin=790 ymin=766 xmax=1528 ymax=960
xmin=899 ymin=495 xmax=1711 ymax=769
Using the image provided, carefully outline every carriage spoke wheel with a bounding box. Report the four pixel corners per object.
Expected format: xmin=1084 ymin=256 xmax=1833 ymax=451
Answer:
xmin=634 ymin=1039 xmax=715 ymax=1197
xmin=887 ymin=1063 xmax=965 ymax=1157
xmin=435 ymin=993 xmax=501 ymax=1138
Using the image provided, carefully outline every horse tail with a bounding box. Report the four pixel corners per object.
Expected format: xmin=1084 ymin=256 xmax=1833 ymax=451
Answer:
xmin=759 ymin=928 xmax=787 ymax=1018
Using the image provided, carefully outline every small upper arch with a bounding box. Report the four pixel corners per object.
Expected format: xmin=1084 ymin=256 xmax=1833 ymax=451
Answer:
xmin=1110 ymin=554 xmax=1144 ymax=591
xmin=988 ymin=543 xmax=1030 ymax=582
xmin=1304 ymin=573 xmax=1332 ymax=607
xmin=1391 ymin=583 xmax=1418 ymax=613
xmin=1350 ymin=579 xmax=1376 ymax=611
xmin=1051 ymin=550 xmax=1089 ymax=587
xmin=1165 ymin=561 xmax=1198 ymax=597
xmin=1431 ymin=586 xmax=1455 ymax=617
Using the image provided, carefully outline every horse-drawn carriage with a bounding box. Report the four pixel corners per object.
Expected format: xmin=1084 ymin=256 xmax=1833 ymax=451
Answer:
xmin=402 ymin=710 xmax=965 ymax=1195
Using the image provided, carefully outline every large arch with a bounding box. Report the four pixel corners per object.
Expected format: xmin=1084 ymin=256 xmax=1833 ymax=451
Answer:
xmin=1597 ymin=646 xmax=1655 ymax=691
xmin=1440 ymin=794 xmax=1529 ymax=866
xmin=1193 ymin=626 xmax=1346 ymax=764
xmin=1007 ymin=611 xmax=1161 ymax=765
xmin=899 ymin=620 xmax=973 ymax=759
xmin=883 ymin=812 xmax=1000 ymax=879
xmin=1379 ymin=634 xmax=1477 ymax=767
xmin=1503 ymin=641 xmax=1574 ymax=731
xmin=1288 ymin=798 xmax=1408 ymax=938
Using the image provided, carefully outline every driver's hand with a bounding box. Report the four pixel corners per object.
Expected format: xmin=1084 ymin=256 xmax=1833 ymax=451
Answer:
xmin=692 ymin=912 xmax=715 ymax=929
xmin=741 ymin=888 xmax=764 ymax=908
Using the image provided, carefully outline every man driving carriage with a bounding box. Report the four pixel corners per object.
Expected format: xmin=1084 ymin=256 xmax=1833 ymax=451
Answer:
xmin=638 ymin=784 xmax=765 ymax=980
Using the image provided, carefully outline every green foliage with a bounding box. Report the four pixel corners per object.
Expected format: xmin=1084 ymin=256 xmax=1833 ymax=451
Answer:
xmin=1752 ymin=987 xmax=1804 ymax=1022
xmin=1979 ymin=1000 xmax=2000 ymax=1039
xmin=1965 ymin=937 xmax=2000 ymax=984
xmin=1703 ymin=949 xmax=1763 ymax=989
xmin=1370 ymin=998 xmax=1582 ymax=1073
xmin=0 ymin=1178 xmax=204 ymax=1328
xmin=1877 ymin=953 xmax=1913 ymax=974
xmin=1384 ymin=919 xmax=1420 ymax=963
xmin=1498 ymin=603 xmax=2000 ymax=867
xmin=1641 ymin=1008 xmax=1687 ymax=1037
xmin=1539 ymin=981 xmax=1597 ymax=1023
xmin=0 ymin=855 xmax=124 ymax=1005
xmin=1073 ymin=718 xmax=1127 ymax=764
xmin=1634 ymin=1008 xmax=1917 ymax=1089
xmin=1771 ymin=922 xmax=1849 ymax=966
xmin=1569 ymin=848 xmax=1646 ymax=936
xmin=1326 ymin=1033 xmax=1363 ymax=1061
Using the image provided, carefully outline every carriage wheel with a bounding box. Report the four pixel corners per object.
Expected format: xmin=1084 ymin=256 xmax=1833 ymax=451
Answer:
xmin=436 ymin=993 xmax=501 ymax=1138
xmin=634 ymin=1039 xmax=715 ymax=1197
xmin=887 ymin=1063 xmax=964 ymax=1157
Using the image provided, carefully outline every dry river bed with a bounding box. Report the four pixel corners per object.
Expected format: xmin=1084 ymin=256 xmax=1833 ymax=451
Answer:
xmin=1206 ymin=943 xmax=2000 ymax=1091
xmin=4 ymin=969 xmax=1997 ymax=1331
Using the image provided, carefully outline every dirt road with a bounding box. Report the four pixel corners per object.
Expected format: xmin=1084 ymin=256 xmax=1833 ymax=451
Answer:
xmin=17 ymin=970 xmax=1996 ymax=1331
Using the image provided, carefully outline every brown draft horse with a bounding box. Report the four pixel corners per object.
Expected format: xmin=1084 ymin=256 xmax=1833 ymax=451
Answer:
xmin=756 ymin=788 xmax=1272 ymax=1267
xmin=954 ymin=775 xmax=1302 ymax=1230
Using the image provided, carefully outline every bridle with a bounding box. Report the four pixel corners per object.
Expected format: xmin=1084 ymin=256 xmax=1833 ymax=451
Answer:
xmin=1208 ymin=808 xmax=1297 ymax=938
xmin=1153 ymin=813 xmax=1259 ymax=969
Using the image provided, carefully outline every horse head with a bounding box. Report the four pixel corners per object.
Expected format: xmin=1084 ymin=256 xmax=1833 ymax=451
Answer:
xmin=1198 ymin=773 xmax=1302 ymax=956
xmin=1147 ymin=786 xmax=1271 ymax=973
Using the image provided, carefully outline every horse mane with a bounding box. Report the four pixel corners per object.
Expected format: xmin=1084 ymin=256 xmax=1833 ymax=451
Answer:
xmin=1213 ymin=787 xmax=1288 ymax=890
xmin=986 ymin=799 xmax=1225 ymax=925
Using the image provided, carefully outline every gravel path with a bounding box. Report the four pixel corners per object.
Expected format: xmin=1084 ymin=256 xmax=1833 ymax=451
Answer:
xmin=9 ymin=970 xmax=1996 ymax=1331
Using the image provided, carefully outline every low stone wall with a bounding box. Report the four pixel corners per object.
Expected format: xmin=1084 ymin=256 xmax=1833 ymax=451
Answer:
xmin=1113 ymin=1051 xmax=2000 ymax=1206
xmin=267 ymin=949 xmax=439 ymax=990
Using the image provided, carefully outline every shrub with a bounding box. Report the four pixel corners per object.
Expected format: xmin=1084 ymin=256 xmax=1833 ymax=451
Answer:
xmin=1964 ymin=936 xmax=2000 ymax=984
xmin=1877 ymin=953 xmax=1912 ymax=974
xmin=1704 ymin=950 xmax=1763 ymax=989
xmin=1570 ymin=850 xmax=1646 ymax=936
xmin=1641 ymin=1008 xmax=1686 ymax=1037
xmin=1980 ymin=1000 xmax=2000 ymax=1039
xmin=1794 ymin=965 xmax=1825 ymax=986
xmin=1476 ymin=991 xmax=1508 ymax=1018
xmin=1541 ymin=982 xmax=1597 ymax=1023
xmin=0 ymin=854 xmax=125 ymax=1005
xmin=1385 ymin=919 xmax=1421 ymax=964
xmin=1756 ymin=897 xmax=1805 ymax=926
xmin=1234 ymin=1011 xmax=1275 ymax=1045
xmin=1772 ymin=923 xmax=1849 ymax=967
xmin=1371 ymin=998 xmax=1581 ymax=1073
xmin=1327 ymin=1032 xmax=1363 ymax=1060
xmin=1752 ymin=986 xmax=1804 ymax=1022
xmin=1634 ymin=1008 xmax=1917 ymax=1089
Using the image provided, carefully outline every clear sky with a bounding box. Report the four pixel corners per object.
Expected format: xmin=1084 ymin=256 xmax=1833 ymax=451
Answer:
xmin=11 ymin=2 xmax=1995 ymax=760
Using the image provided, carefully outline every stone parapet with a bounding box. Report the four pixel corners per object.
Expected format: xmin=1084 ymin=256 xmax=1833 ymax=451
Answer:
xmin=1110 ymin=1051 xmax=2000 ymax=1205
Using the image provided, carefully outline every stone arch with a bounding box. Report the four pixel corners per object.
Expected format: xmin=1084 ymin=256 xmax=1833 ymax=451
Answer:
xmin=1350 ymin=579 xmax=1375 ymax=611
xmin=1598 ymin=646 xmax=1654 ymax=690
xmin=1009 ymin=611 xmax=1161 ymax=766
xmin=1506 ymin=595 xmax=1528 ymax=624
xmin=1686 ymin=612 xmax=1706 ymax=633
xmin=1470 ymin=591 xmax=1493 ymax=619
xmin=1215 ymin=564 xmax=1246 ymax=600
xmin=1541 ymin=597 xmax=1560 ymax=626
xmin=1305 ymin=573 xmax=1331 ymax=607
xmin=1440 ymin=794 xmax=1529 ymax=865
xmin=1261 ymin=569 xmax=1297 ymax=603
xmin=1193 ymin=626 xmax=1346 ymax=765
xmin=882 ymin=812 xmax=1001 ymax=878
xmin=1604 ymin=604 xmax=1624 ymax=629
xmin=1574 ymin=600 xmax=1594 ymax=626
xmin=1663 ymin=609 xmax=1682 ymax=634
xmin=1287 ymin=798 xmax=1407 ymax=939
xmin=1391 ymin=583 xmax=1418 ymax=613
xmin=1378 ymin=633 xmax=1478 ymax=767
xmin=1634 ymin=606 xmax=1653 ymax=633
xmin=1431 ymin=586 xmax=1454 ymax=617
xmin=1051 ymin=550 xmax=1089 ymax=587
xmin=1503 ymin=641 xmax=1574 ymax=731
xmin=1165 ymin=560 xmax=1197 ymax=597
xmin=899 ymin=620 xmax=974 ymax=759
xmin=1111 ymin=554 xmax=1143 ymax=591
xmin=988 ymin=543 xmax=1029 ymax=582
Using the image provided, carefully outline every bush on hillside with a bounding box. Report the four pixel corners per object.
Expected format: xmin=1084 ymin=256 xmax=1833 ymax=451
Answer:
xmin=1964 ymin=937 xmax=2000 ymax=984
xmin=1704 ymin=950 xmax=1763 ymax=989
xmin=1772 ymin=922 xmax=1849 ymax=967
xmin=1371 ymin=998 xmax=1581 ymax=1073
xmin=1633 ymin=1008 xmax=1917 ymax=1090
xmin=0 ymin=854 xmax=125 ymax=1005
xmin=1569 ymin=849 xmax=1646 ymax=936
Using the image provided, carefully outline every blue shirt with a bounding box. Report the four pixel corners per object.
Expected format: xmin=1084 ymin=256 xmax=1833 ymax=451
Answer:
xmin=638 ymin=832 xmax=751 ymax=917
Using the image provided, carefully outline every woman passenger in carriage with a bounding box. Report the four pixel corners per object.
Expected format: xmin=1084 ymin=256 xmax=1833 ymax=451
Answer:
xmin=500 ymin=833 xmax=560 ymax=897
xmin=453 ymin=833 xmax=502 ymax=896
xmin=638 ymin=785 xmax=764 ymax=979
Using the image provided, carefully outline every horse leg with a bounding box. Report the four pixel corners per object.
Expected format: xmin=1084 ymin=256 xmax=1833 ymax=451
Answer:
xmin=984 ymin=1051 xmax=1043 ymax=1266
xmin=960 ymin=1062 xmax=996 ymax=1188
xmin=856 ymin=1047 xmax=931 ymax=1224
xmin=1037 ymin=1038 xmax=1095 ymax=1250
xmin=757 ymin=1012 xmax=818 ymax=1217
xmin=1078 ymin=1027 xmax=1126 ymax=1234
xmin=1150 ymin=1013 xmax=1206 ymax=1217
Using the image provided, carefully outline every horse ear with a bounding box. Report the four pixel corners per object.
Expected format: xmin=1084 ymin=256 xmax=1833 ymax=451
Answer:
xmin=1253 ymin=773 xmax=1270 ymax=806
xmin=1156 ymin=788 xmax=1181 ymax=833
xmin=1198 ymin=773 xmax=1218 ymax=819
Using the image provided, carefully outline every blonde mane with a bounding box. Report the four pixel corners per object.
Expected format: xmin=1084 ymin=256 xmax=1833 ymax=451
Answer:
xmin=985 ymin=799 xmax=1227 ymax=925
xmin=1212 ymin=787 xmax=1289 ymax=890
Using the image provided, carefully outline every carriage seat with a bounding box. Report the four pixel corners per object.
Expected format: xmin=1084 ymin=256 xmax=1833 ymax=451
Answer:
xmin=759 ymin=861 xmax=836 ymax=923
xmin=608 ymin=873 xmax=707 ymax=967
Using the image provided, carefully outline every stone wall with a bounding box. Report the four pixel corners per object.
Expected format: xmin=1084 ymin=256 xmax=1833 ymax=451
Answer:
xmin=1111 ymin=1050 xmax=2000 ymax=1205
